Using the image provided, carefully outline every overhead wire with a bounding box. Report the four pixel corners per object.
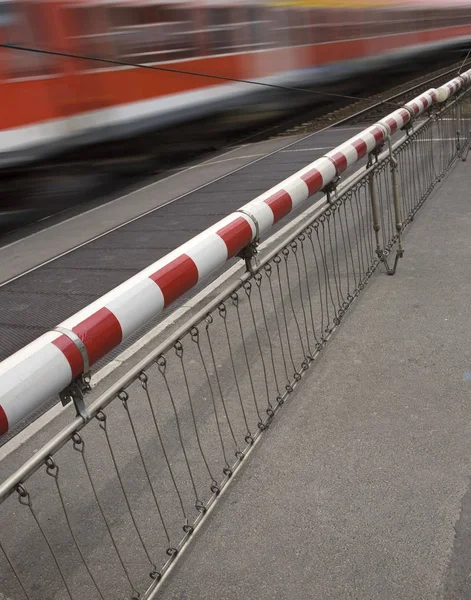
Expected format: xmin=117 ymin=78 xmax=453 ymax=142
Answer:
xmin=0 ymin=42 xmax=401 ymax=108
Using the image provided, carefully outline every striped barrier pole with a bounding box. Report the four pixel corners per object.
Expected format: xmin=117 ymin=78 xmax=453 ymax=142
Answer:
xmin=0 ymin=69 xmax=470 ymax=436
xmin=437 ymin=71 xmax=471 ymax=103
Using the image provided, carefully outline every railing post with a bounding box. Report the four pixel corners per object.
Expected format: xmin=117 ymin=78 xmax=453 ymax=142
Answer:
xmin=461 ymin=94 xmax=471 ymax=162
xmin=463 ymin=138 xmax=470 ymax=162
xmin=367 ymin=166 xmax=382 ymax=258
xmin=456 ymin=101 xmax=462 ymax=160
xmin=386 ymin=139 xmax=404 ymax=276
xmin=367 ymin=145 xmax=404 ymax=277
xmin=366 ymin=145 xmax=402 ymax=276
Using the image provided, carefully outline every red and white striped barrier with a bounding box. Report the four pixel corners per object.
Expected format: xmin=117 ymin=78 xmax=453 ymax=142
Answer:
xmin=0 ymin=69 xmax=470 ymax=436
xmin=437 ymin=69 xmax=471 ymax=102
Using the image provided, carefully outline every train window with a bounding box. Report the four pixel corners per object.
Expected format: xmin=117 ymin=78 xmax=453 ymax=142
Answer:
xmin=408 ymin=10 xmax=420 ymax=33
xmin=311 ymin=9 xmax=329 ymax=45
xmin=353 ymin=12 xmax=369 ymax=39
xmin=335 ymin=10 xmax=348 ymax=40
xmin=66 ymin=6 xmax=115 ymax=70
xmin=108 ymin=5 xmax=196 ymax=64
xmin=448 ymin=9 xmax=457 ymax=26
xmin=214 ymin=5 xmax=272 ymax=54
xmin=354 ymin=11 xmax=370 ymax=40
xmin=272 ymin=7 xmax=302 ymax=48
xmin=271 ymin=7 xmax=291 ymax=48
xmin=0 ymin=1 xmax=54 ymax=78
xmin=207 ymin=8 xmax=233 ymax=54
xmin=329 ymin=10 xmax=343 ymax=42
xmin=289 ymin=8 xmax=312 ymax=46
xmin=336 ymin=10 xmax=360 ymax=40
xmin=304 ymin=8 xmax=314 ymax=44
xmin=230 ymin=6 xmax=249 ymax=50
xmin=246 ymin=6 xmax=262 ymax=50
xmin=415 ymin=10 xmax=426 ymax=31
xmin=387 ymin=11 xmax=403 ymax=35
xmin=225 ymin=5 xmax=273 ymax=53
xmin=155 ymin=6 xmax=196 ymax=60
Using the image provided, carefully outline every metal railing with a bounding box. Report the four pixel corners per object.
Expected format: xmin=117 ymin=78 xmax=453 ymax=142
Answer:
xmin=0 ymin=73 xmax=470 ymax=438
xmin=0 ymin=77 xmax=470 ymax=599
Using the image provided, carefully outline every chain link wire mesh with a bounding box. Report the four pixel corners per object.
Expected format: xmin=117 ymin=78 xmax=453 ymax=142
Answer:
xmin=1 ymin=91 xmax=470 ymax=600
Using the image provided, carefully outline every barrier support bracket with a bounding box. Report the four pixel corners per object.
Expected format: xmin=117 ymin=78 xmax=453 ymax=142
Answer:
xmin=237 ymin=240 xmax=260 ymax=275
xmin=322 ymin=175 xmax=340 ymax=204
xmin=59 ymin=375 xmax=92 ymax=423
xmin=462 ymin=136 xmax=470 ymax=162
xmin=367 ymin=143 xmax=385 ymax=168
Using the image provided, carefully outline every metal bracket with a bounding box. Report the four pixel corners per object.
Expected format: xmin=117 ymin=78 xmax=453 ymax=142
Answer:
xmin=54 ymin=326 xmax=92 ymax=422
xmin=462 ymin=136 xmax=470 ymax=162
xmin=236 ymin=208 xmax=260 ymax=241
xmin=321 ymin=174 xmax=340 ymax=203
xmin=367 ymin=143 xmax=385 ymax=168
xmin=235 ymin=208 xmax=262 ymax=274
xmin=403 ymin=121 xmax=414 ymax=135
xmin=55 ymin=326 xmax=90 ymax=375
xmin=376 ymin=248 xmax=403 ymax=277
xmin=59 ymin=377 xmax=92 ymax=422
xmin=389 ymin=149 xmax=398 ymax=171
xmin=401 ymin=106 xmax=416 ymax=135
xmin=237 ymin=240 xmax=260 ymax=275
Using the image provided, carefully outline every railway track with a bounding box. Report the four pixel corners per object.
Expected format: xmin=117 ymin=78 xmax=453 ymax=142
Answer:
xmin=276 ymin=57 xmax=471 ymax=137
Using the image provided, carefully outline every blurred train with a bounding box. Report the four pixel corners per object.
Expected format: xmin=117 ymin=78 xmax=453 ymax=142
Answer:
xmin=0 ymin=0 xmax=471 ymax=172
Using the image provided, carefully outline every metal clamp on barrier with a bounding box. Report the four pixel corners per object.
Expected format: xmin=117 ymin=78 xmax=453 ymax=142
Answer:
xmin=367 ymin=141 xmax=386 ymax=167
xmin=318 ymin=155 xmax=341 ymax=202
xmin=236 ymin=208 xmax=260 ymax=241
xmin=321 ymin=175 xmax=341 ymax=204
xmin=54 ymin=327 xmax=92 ymax=422
xmin=366 ymin=124 xmax=390 ymax=166
xmin=402 ymin=106 xmax=416 ymax=134
xmin=236 ymin=208 xmax=261 ymax=274
xmin=367 ymin=147 xmax=382 ymax=167
xmin=237 ymin=241 xmax=260 ymax=275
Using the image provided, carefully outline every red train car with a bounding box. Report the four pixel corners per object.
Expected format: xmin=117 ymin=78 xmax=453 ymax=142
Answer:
xmin=0 ymin=0 xmax=470 ymax=170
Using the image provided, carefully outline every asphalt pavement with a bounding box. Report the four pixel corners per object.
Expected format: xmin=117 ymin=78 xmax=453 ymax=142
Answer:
xmin=155 ymin=159 xmax=471 ymax=600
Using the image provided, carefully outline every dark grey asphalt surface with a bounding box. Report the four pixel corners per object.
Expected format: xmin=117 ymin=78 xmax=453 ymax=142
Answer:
xmin=151 ymin=160 xmax=471 ymax=600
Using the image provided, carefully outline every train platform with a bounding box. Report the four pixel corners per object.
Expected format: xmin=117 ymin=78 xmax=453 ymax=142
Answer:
xmin=149 ymin=159 xmax=471 ymax=600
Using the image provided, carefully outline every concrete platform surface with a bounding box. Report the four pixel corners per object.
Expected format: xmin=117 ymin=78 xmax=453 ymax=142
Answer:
xmin=156 ymin=160 xmax=471 ymax=600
